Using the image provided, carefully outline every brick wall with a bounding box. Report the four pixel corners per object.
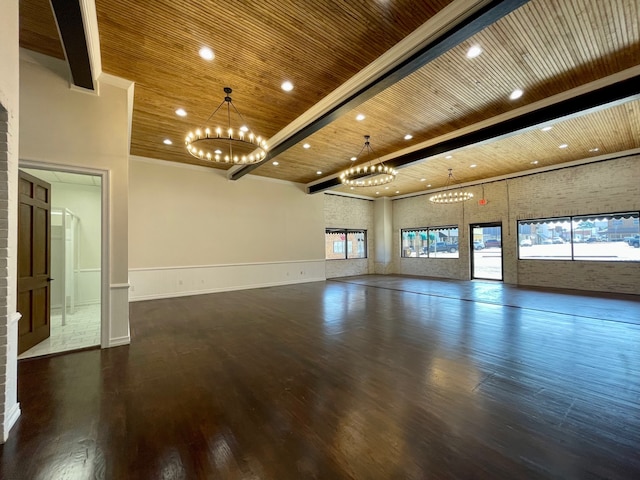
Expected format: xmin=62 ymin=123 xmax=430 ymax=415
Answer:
xmin=392 ymin=155 xmax=640 ymax=294
xmin=324 ymin=194 xmax=374 ymax=278
xmin=0 ymin=108 xmax=8 ymax=435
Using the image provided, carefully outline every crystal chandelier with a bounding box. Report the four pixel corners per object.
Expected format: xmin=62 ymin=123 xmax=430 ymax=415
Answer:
xmin=429 ymin=168 xmax=474 ymax=204
xmin=339 ymin=135 xmax=397 ymax=187
xmin=185 ymin=87 xmax=267 ymax=164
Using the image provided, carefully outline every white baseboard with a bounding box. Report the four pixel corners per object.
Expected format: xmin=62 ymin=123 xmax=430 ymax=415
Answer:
xmin=108 ymin=335 xmax=130 ymax=347
xmin=2 ymin=402 xmax=21 ymax=443
xmin=129 ymin=276 xmax=325 ymax=302
xmin=129 ymin=260 xmax=326 ymax=302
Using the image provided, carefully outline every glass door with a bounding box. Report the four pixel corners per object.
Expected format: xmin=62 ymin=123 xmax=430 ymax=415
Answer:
xmin=471 ymin=223 xmax=503 ymax=280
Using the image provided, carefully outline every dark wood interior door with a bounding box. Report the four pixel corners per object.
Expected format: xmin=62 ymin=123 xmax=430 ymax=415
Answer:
xmin=18 ymin=170 xmax=52 ymax=355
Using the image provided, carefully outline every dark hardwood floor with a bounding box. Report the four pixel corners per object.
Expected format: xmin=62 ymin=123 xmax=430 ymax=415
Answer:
xmin=2 ymin=275 xmax=640 ymax=479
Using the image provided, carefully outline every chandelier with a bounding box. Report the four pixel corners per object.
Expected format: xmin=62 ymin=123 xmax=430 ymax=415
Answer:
xmin=339 ymin=135 xmax=397 ymax=187
xmin=429 ymin=168 xmax=474 ymax=204
xmin=185 ymin=87 xmax=267 ymax=164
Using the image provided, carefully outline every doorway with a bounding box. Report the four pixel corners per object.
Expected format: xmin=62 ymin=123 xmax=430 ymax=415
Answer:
xmin=471 ymin=222 xmax=503 ymax=280
xmin=18 ymin=168 xmax=103 ymax=359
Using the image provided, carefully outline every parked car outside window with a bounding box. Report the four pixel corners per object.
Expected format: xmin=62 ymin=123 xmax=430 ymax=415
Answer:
xmin=429 ymin=242 xmax=458 ymax=253
xmin=473 ymin=240 xmax=485 ymax=250
xmin=484 ymin=239 xmax=501 ymax=248
xmin=520 ymin=238 xmax=532 ymax=247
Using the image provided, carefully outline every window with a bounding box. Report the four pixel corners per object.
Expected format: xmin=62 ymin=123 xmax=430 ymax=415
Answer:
xmin=518 ymin=212 xmax=640 ymax=262
xmin=401 ymin=226 xmax=459 ymax=258
xmin=325 ymin=229 xmax=367 ymax=259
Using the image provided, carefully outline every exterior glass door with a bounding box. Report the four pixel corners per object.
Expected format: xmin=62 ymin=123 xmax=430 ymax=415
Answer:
xmin=471 ymin=223 xmax=503 ymax=280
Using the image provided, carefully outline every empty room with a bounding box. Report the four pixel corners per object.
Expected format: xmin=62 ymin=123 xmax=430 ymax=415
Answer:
xmin=1 ymin=0 xmax=639 ymax=478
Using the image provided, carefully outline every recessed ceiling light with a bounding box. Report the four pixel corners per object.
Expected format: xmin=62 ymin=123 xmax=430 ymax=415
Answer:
xmin=470 ymin=164 xmax=477 ymax=168
xmin=509 ymin=89 xmax=524 ymax=100
xmin=427 ymin=184 xmax=431 ymax=187
xmin=404 ymin=134 xmax=413 ymax=140
xmin=199 ymin=47 xmax=214 ymax=61
xmin=350 ymin=187 xmax=354 ymax=190
xmin=589 ymin=147 xmax=599 ymax=152
xmin=541 ymin=126 xmax=553 ymax=131
xmin=559 ymin=144 xmax=568 ymax=149
xmin=163 ymin=139 xmax=172 ymax=145
xmin=272 ymin=161 xmax=279 ymax=166
xmin=376 ymin=192 xmax=380 ymax=194
xmin=531 ymin=160 xmax=539 ymax=165
xmin=420 ymin=178 xmax=426 ymax=182
xmin=395 ymin=191 xmax=400 ymax=194
xmin=316 ymin=170 xmax=322 ymax=175
xmin=303 ymin=143 xmax=311 ymax=149
xmin=214 ymin=149 xmax=222 ymax=154
xmin=239 ymin=125 xmax=249 ymax=132
xmin=356 ymin=114 xmax=365 ymax=121
xmin=175 ymin=108 xmax=187 ymax=117
xmin=281 ymin=81 xmax=294 ymax=92
xmin=350 ymin=156 xmax=357 ymax=161
xmin=445 ymin=155 xmax=452 ymax=159
xmin=385 ymin=186 xmax=389 ymax=190
xmin=466 ymin=45 xmax=482 ymax=59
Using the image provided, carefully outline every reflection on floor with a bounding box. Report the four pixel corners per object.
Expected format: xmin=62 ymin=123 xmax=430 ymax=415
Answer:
xmin=18 ymin=303 xmax=101 ymax=360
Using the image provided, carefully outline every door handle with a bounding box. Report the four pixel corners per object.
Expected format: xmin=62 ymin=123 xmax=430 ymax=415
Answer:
xmin=47 ymin=278 xmax=54 ymax=282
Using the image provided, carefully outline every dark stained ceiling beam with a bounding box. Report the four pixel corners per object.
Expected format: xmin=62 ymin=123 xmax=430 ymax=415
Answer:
xmin=229 ymin=0 xmax=531 ymax=181
xmin=50 ymin=0 xmax=94 ymax=90
xmin=307 ymin=75 xmax=640 ymax=194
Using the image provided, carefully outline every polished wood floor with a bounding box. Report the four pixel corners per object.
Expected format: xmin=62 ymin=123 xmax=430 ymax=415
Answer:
xmin=3 ymin=275 xmax=640 ymax=479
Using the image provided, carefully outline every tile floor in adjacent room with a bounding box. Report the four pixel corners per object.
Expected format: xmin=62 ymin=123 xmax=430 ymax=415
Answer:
xmin=18 ymin=303 xmax=101 ymax=359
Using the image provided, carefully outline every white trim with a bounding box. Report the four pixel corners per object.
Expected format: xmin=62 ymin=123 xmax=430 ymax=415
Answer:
xmin=129 ymin=258 xmax=326 ymax=272
xmin=9 ymin=312 xmax=21 ymax=325
xmin=17 ymin=160 xmax=111 ymax=351
xmin=98 ymin=73 xmax=134 ymax=89
xmin=79 ymin=268 xmax=101 ymax=273
xmin=2 ymin=403 xmax=21 ymax=443
xmin=69 ymin=83 xmax=100 ymax=97
xmin=129 ymin=277 xmax=325 ymax=302
xmin=79 ymin=0 xmax=102 ymax=83
xmin=110 ymin=283 xmax=130 ymax=289
xmin=108 ymin=335 xmax=130 ymax=348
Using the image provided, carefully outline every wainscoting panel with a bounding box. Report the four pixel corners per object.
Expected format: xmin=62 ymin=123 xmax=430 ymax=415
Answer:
xmin=128 ymin=260 xmax=326 ymax=301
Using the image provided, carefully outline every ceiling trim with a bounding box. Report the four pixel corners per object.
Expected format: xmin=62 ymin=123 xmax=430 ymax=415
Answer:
xmin=229 ymin=0 xmax=530 ymax=182
xmin=50 ymin=0 xmax=94 ymax=90
xmin=307 ymin=72 xmax=640 ymax=194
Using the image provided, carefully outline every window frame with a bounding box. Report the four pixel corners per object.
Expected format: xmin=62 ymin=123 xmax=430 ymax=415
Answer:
xmin=325 ymin=228 xmax=367 ymax=260
xmin=401 ymin=225 xmax=459 ymax=259
xmin=517 ymin=211 xmax=640 ymax=262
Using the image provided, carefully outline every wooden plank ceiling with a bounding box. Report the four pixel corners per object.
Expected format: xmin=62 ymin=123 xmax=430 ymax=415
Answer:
xmin=18 ymin=0 xmax=640 ymax=198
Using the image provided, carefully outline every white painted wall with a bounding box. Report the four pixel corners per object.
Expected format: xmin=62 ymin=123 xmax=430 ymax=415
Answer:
xmin=0 ymin=0 xmax=21 ymax=443
xmin=128 ymin=157 xmax=326 ymax=300
xmin=19 ymin=52 xmax=132 ymax=346
xmin=48 ymin=182 xmax=102 ymax=307
xmin=51 ymin=183 xmax=102 ymax=269
xmin=324 ymin=194 xmax=375 ymax=278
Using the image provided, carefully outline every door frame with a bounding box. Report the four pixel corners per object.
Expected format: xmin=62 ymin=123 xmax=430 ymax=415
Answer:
xmin=19 ymin=160 xmax=110 ymax=348
xmin=470 ymin=221 xmax=504 ymax=281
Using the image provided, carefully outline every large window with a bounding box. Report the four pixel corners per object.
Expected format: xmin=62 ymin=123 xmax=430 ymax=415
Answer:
xmin=401 ymin=226 xmax=459 ymax=258
xmin=325 ymin=229 xmax=367 ymax=259
xmin=518 ymin=212 xmax=640 ymax=262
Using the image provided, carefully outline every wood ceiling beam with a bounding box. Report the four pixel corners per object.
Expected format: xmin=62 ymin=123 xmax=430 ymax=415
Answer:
xmin=307 ymin=75 xmax=640 ymax=194
xmin=229 ymin=0 xmax=530 ymax=181
xmin=50 ymin=0 xmax=94 ymax=90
